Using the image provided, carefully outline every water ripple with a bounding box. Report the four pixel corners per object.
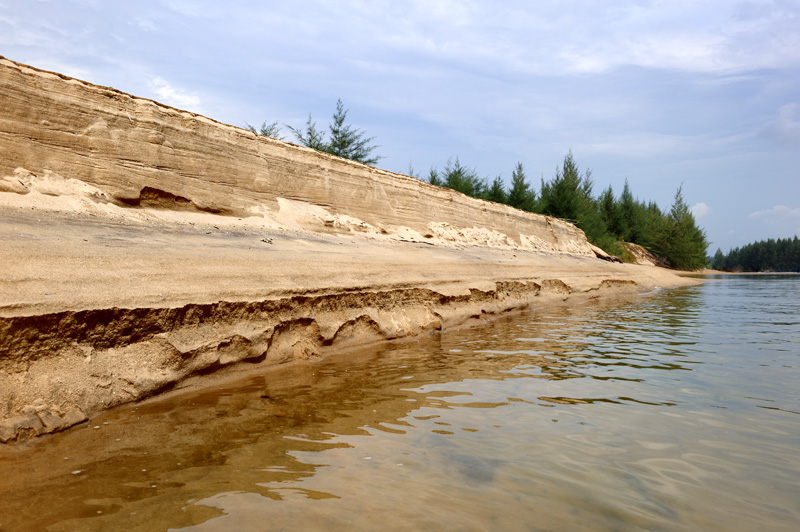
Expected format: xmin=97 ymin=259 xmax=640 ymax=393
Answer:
xmin=1 ymin=275 xmax=799 ymax=531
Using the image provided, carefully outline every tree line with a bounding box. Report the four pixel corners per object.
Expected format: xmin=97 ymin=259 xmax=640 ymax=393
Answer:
xmin=418 ymin=152 xmax=708 ymax=270
xmin=711 ymin=237 xmax=800 ymax=272
xmin=250 ymin=102 xmax=709 ymax=270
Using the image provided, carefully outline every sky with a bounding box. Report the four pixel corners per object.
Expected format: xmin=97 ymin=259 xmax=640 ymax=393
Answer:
xmin=1 ymin=0 xmax=799 ymax=252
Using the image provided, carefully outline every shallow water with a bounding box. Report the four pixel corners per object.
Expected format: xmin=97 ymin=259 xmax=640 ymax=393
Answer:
xmin=1 ymin=275 xmax=799 ymax=531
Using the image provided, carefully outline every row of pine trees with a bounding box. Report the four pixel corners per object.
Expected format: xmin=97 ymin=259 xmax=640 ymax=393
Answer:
xmin=711 ymin=237 xmax=800 ymax=272
xmin=420 ymin=151 xmax=709 ymax=270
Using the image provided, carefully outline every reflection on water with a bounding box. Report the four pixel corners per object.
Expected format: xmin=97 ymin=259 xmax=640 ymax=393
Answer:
xmin=1 ymin=275 xmax=799 ymax=531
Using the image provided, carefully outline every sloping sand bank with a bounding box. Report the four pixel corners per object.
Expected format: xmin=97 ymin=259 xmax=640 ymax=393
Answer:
xmin=0 ymin=57 xmax=695 ymax=443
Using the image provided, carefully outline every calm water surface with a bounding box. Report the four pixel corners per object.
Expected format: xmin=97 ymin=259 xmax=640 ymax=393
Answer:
xmin=1 ymin=275 xmax=799 ymax=531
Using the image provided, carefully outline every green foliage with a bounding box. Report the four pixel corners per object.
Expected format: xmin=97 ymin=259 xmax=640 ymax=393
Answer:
xmin=599 ymin=185 xmax=624 ymax=237
xmin=326 ymin=99 xmax=381 ymax=165
xmin=535 ymin=152 xmax=625 ymax=258
xmin=618 ymin=180 xmax=639 ymax=242
xmin=713 ymin=236 xmax=800 ymax=272
xmin=538 ymin=150 xmax=584 ymax=222
xmin=507 ymin=162 xmax=535 ymax=211
xmin=652 ymin=186 xmax=709 ymax=270
xmin=416 ymin=149 xmax=711 ymax=270
xmin=637 ymin=201 xmax=664 ymax=250
xmin=486 ymin=175 xmax=508 ymax=204
xmin=287 ymin=114 xmax=328 ymax=151
xmin=435 ymin=157 xmax=487 ymax=198
xmin=245 ymin=120 xmax=284 ymax=140
xmin=427 ymin=167 xmax=443 ymax=187
xmin=597 ymin=181 xmax=635 ymax=242
xmin=712 ymin=248 xmax=725 ymax=269
xmin=595 ymin=179 xmax=663 ymax=254
xmin=255 ymin=99 xmax=381 ymax=165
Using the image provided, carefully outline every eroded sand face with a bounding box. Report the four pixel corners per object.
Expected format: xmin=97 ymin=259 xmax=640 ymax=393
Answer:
xmin=0 ymin=57 xmax=695 ymax=443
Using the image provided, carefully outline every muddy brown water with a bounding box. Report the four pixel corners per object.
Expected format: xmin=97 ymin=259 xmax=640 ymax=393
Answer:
xmin=1 ymin=274 xmax=799 ymax=531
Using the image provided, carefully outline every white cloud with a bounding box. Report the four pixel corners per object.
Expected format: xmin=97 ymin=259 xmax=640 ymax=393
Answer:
xmin=149 ymin=77 xmax=201 ymax=112
xmin=560 ymin=31 xmax=728 ymax=74
xmin=749 ymin=205 xmax=800 ymax=221
xmin=165 ymin=0 xmax=209 ymax=18
xmin=132 ymin=17 xmax=158 ymax=32
xmin=691 ymin=202 xmax=712 ymax=219
xmin=746 ymin=205 xmax=800 ymax=241
xmin=580 ymin=131 xmax=711 ymax=158
xmin=368 ymin=1 xmax=800 ymax=76
xmin=762 ymin=103 xmax=800 ymax=148
xmin=240 ymin=1 xmax=800 ymax=80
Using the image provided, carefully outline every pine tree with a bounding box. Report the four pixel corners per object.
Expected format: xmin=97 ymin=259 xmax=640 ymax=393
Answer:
xmin=279 ymin=99 xmax=381 ymax=165
xmin=639 ymin=200 xmax=664 ymax=250
xmin=440 ymin=157 xmax=487 ymax=198
xmin=537 ymin=151 xmax=627 ymax=258
xmin=486 ymin=175 xmax=508 ymax=204
xmin=653 ymin=186 xmax=709 ymax=270
xmin=712 ymin=248 xmax=725 ymax=270
xmin=427 ymin=168 xmax=443 ymax=187
xmin=245 ymin=120 xmax=284 ymax=140
xmin=575 ymin=170 xmax=620 ymax=254
xmin=539 ymin=150 xmax=583 ymax=221
xmin=599 ymin=185 xmax=624 ymax=238
xmin=507 ymin=162 xmax=534 ymax=211
xmin=618 ymin=180 xmax=638 ymax=242
xmin=287 ymin=114 xmax=328 ymax=151
xmin=326 ymin=99 xmax=381 ymax=165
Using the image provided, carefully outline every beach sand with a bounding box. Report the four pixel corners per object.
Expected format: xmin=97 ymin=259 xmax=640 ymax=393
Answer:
xmin=0 ymin=196 xmax=693 ymax=444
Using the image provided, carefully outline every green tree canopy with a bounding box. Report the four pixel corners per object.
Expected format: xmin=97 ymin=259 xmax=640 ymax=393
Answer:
xmin=427 ymin=167 xmax=443 ymax=187
xmin=652 ymin=185 xmax=709 ymax=270
xmin=486 ymin=175 xmax=508 ymax=204
xmin=712 ymin=236 xmax=800 ymax=272
xmin=440 ymin=157 xmax=487 ymax=198
xmin=417 ymin=149 xmax=709 ymax=269
xmin=507 ymin=162 xmax=535 ymax=211
xmin=599 ymin=185 xmax=623 ymax=237
xmin=245 ymin=120 xmax=284 ymax=140
xmin=287 ymin=115 xmax=328 ymax=151
xmin=618 ymin=180 xmax=640 ymax=242
xmin=539 ymin=150 xmax=583 ymax=222
xmin=326 ymin=99 xmax=381 ymax=165
xmin=256 ymin=99 xmax=381 ymax=165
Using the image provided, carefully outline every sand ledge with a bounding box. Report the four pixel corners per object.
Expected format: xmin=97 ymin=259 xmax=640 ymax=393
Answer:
xmin=0 ymin=270 xmax=679 ymax=444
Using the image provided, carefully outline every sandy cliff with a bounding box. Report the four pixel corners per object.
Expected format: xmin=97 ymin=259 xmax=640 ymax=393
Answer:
xmin=0 ymin=57 xmax=693 ymax=444
xmin=0 ymin=56 xmax=592 ymax=255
